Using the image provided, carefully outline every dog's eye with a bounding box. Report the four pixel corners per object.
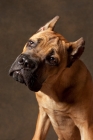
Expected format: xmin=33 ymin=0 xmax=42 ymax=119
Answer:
xmin=47 ymin=56 xmax=57 ymax=65
xmin=27 ymin=40 xmax=35 ymax=48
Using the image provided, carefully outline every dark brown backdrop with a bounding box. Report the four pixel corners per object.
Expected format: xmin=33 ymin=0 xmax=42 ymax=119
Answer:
xmin=0 ymin=0 xmax=93 ymax=140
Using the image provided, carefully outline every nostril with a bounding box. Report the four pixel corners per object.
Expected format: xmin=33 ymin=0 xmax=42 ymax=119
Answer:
xmin=24 ymin=59 xmax=29 ymax=67
xmin=18 ymin=56 xmax=36 ymax=69
xmin=18 ymin=57 xmax=29 ymax=68
xmin=24 ymin=60 xmax=36 ymax=69
xmin=18 ymin=58 xmax=24 ymax=65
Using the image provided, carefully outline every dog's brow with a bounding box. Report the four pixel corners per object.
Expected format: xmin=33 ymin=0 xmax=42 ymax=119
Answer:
xmin=37 ymin=38 xmax=43 ymax=43
xmin=47 ymin=49 xmax=54 ymax=56
xmin=49 ymin=36 xmax=56 ymax=41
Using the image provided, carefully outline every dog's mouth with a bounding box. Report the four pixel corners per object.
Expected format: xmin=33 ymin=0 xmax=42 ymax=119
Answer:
xmin=9 ymin=68 xmax=41 ymax=92
xmin=12 ymin=70 xmax=25 ymax=84
xmin=9 ymin=53 xmax=45 ymax=92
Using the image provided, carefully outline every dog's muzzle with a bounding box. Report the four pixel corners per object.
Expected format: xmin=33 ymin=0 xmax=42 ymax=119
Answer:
xmin=9 ymin=54 xmax=41 ymax=91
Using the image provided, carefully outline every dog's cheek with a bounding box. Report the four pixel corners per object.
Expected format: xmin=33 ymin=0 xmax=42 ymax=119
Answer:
xmin=21 ymin=69 xmax=42 ymax=91
xmin=36 ymin=67 xmax=47 ymax=83
xmin=20 ymin=69 xmax=31 ymax=83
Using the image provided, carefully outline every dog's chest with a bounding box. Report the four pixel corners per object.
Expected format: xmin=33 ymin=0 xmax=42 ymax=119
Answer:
xmin=44 ymin=107 xmax=74 ymax=129
xmin=36 ymin=92 xmax=73 ymax=129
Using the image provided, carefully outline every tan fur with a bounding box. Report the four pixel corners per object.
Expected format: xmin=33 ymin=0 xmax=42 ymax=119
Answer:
xmin=18 ymin=17 xmax=93 ymax=140
xmin=22 ymin=29 xmax=92 ymax=140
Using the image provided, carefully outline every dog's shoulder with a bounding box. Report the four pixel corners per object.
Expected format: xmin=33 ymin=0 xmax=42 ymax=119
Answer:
xmin=64 ymin=60 xmax=89 ymax=78
xmin=60 ymin=59 xmax=92 ymax=89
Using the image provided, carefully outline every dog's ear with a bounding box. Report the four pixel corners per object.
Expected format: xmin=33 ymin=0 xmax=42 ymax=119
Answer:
xmin=37 ymin=16 xmax=59 ymax=32
xmin=67 ymin=37 xmax=85 ymax=66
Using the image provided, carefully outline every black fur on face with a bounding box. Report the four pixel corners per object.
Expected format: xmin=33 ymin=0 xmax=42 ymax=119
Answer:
xmin=9 ymin=54 xmax=43 ymax=92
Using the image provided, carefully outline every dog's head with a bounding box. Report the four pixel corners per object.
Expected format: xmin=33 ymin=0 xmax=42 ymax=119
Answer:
xmin=9 ymin=16 xmax=85 ymax=92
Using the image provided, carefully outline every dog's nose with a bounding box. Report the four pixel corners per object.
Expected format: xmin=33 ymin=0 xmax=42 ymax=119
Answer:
xmin=18 ymin=57 xmax=36 ymax=69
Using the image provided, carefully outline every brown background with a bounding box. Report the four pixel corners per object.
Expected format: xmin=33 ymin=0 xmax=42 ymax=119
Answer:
xmin=0 ymin=0 xmax=93 ymax=140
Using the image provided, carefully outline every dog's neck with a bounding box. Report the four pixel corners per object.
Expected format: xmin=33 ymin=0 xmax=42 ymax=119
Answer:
xmin=36 ymin=59 xmax=91 ymax=105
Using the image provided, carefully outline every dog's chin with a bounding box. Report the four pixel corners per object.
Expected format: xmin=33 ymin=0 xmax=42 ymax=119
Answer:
xmin=12 ymin=71 xmax=25 ymax=84
xmin=12 ymin=70 xmax=42 ymax=92
xmin=27 ymin=81 xmax=42 ymax=92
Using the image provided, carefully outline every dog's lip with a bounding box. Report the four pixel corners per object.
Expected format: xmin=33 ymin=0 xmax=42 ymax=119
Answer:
xmin=9 ymin=69 xmax=20 ymax=76
xmin=9 ymin=68 xmax=41 ymax=91
xmin=9 ymin=68 xmax=38 ymax=84
xmin=9 ymin=68 xmax=30 ymax=76
xmin=12 ymin=70 xmax=26 ymax=85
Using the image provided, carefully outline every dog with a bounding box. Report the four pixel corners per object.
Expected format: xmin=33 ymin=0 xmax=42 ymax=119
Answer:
xmin=9 ymin=16 xmax=93 ymax=140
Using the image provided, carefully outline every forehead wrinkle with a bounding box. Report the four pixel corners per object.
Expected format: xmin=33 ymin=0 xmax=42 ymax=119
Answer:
xmin=26 ymin=31 xmax=67 ymax=55
xmin=36 ymin=36 xmax=60 ymax=56
xmin=30 ymin=34 xmax=49 ymax=49
xmin=30 ymin=30 xmax=56 ymax=40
